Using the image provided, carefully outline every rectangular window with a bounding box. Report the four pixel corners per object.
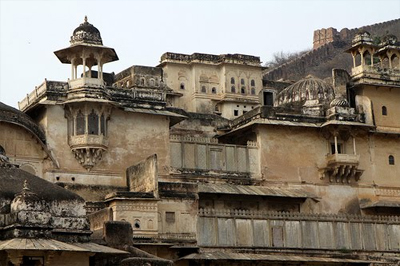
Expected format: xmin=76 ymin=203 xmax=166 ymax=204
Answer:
xmin=234 ymin=110 xmax=239 ymax=116
xmin=165 ymin=212 xmax=175 ymax=223
xmin=263 ymin=91 xmax=274 ymax=106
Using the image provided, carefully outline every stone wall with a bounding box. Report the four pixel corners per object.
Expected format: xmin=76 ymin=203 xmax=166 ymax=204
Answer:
xmin=198 ymin=209 xmax=400 ymax=251
xmin=169 ymin=135 xmax=259 ymax=176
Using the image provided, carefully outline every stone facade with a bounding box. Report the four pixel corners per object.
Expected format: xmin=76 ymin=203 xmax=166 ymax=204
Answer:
xmin=1 ymin=17 xmax=400 ymax=265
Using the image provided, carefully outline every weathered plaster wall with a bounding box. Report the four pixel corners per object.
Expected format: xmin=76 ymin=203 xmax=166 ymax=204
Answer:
xmin=38 ymin=105 xmax=170 ymax=200
xmin=358 ymin=85 xmax=400 ymax=130
xmin=257 ymin=126 xmax=326 ymax=183
xmin=158 ymin=199 xmax=197 ymax=235
xmin=0 ymin=122 xmax=46 ymax=177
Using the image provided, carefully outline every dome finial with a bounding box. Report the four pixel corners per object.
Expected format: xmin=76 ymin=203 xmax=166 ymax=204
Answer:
xmin=84 ymin=15 xmax=88 ymax=23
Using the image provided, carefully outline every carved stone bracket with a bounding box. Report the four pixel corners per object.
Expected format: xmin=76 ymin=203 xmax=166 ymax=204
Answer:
xmin=72 ymin=147 xmax=106 ymax=171
xmin=320 ymin=153 xmax=363 ymax=183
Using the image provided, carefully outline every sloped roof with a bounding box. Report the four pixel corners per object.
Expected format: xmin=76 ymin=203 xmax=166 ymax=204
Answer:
xmin=0 ymin=167 xmax=83 ymax=202
xmin=0 ymin=102 xmax=46 ymax=144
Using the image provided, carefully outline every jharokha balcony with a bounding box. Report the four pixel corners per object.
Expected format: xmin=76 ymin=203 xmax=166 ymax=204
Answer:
xmin=320 ymin=153 xmax=363 ymax=184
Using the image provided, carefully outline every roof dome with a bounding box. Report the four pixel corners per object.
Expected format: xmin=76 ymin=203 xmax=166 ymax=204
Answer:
xmin=380 ymin=34 xmax=398 ymax=46
xmin=352 ymin=30 xmax=373 ymax=45
xmin=0 ymin=102 xmax=46 ymax=144
xmin=70 ymin=16 xmax=103 ymax=46
xmin=275 ymin=75 xmax=335 ymax=108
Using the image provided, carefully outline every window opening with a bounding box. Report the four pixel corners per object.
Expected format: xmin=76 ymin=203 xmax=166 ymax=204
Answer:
xmin=331 ymin=143 xmax=343 ymax=154
xmin=263 ymin=91 xmax=274 ymax=106
xmin=389 ymin=155 xmax=395 ymax=165
xmin=382 ymin=106 xmax=387 ymax=116
xmin=76 ymin=111 xmax=85 ymax=135
xmin=88 ymin=109 xmax=99 ymax=135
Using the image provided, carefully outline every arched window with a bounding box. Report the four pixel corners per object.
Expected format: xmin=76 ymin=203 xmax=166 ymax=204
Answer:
xmin=389 ymin=155 xmax=395 ymax=165
xmin=140 ymin=78 xmax=145 ymax=86
xmin=76 ymin=111 xmax=85 ymax=135
xmin=231 ymin=86 xmax=236 ymax=93
xmin=251 ymin=79 xmax=255 ymax=87
xmin=180 ymin=82 xmax=185 ymax=90
xmin=149 ymin=78 xmax=155 ymax=86
xmin=88 ymin=109 xmax=99 ymax=135
xmin=211 ymin=87 xmax=216 ymax=94
xmin=241 ymin=87 xmax=246 ymax=94
xmin=382 ymin=106 xmax=387 ymax=116
xmin=241 ymin=79 xmax=245 ymax=85
xmin=231 ymin=77 xmax=235 ymax=84
xmin=201 ymin=86 xmax=206 ymax=93
xmin=251 ymin=88 xmax=256 ymax=95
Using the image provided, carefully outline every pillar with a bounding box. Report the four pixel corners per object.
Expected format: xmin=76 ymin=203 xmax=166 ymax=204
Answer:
xmin=82 ymin=56 xmax=86 ymax=81
xmin=352 ymin=136 xmax=356 ymax=155
xmin=71 ymin=58 xmax=75 ymax=80
xmin=334 ymin=134 xmax=338 ymax=154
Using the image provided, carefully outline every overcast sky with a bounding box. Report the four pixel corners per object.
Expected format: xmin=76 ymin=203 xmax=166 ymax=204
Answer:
xmin=0 ymin=0 xmax=399 ymax=107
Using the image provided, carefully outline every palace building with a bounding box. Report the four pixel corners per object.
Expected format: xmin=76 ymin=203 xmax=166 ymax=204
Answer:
xmin=1 ymin=17 xmax=400 ymax=266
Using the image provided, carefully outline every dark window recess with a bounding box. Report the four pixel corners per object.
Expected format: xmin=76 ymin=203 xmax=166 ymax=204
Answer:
xmin=166 ymin=212 xmax=175 ymax=223
xmin=331 ymin=143 xmax=342 ymax=154
xmin=23 ymin=256 xmax=44 ymax=266
xmin=231 ymin=86 xmax=236 ymax=93
xmin=134 ymin=220 xmax=140 ymax=229
xmin=241 ymin=78 xmax=245 ymax=85
xmin=348 ymin=88 xmax=356 ymax=108
xmin=382 ymin=106 xmax=387 ymax=116
xmin=251 ymin=88 xmax=256 ymax=95
xmin=76 ymin=111 xmax=85 ymax=135
xmin=251 ymin=79 xmax=255 ymax=86
xmin=389 ymin=155 xmax=395 ymax=165
xmin=100 ymin=114 xmax=106 ymax=135
xmin=201 ymin=86 xmax=206 ymax=93
xmin=180 ymin=83 xmax=185 ymax=90
xmin=241 ymin=87 xmax=246 ymax=94
xmin=263 ymin=91 xmax=274 ymax=106
xmin=88 ymin=110 xmax=99 ymax=135
xmin=243 ymin=110 xmax=247 ymax=115
xmin=211 ymin=87 xmax=216 ymax=94
xmin=231 ymin=77 xmax=235 ymax=84
xmin=234 ymin=110 xmax=239 ymax=116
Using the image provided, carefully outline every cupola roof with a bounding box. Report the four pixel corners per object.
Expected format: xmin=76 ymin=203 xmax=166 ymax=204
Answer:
xmin=70 ymin=16 xmax=103 ymax=46
xmin=275 ymin=75 xmax=335 ymax=107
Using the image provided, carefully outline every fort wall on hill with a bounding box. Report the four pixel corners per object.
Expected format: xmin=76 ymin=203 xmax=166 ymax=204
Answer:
xmin=264 ymin=18 xmax=400 ymax=81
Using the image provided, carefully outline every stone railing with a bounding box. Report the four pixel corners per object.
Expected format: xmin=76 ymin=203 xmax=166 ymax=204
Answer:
xmin=69 ymin=134 xmax=108 ymax=149
xmin=158 ymin=232 xmax=197 ymax=241
xmin=198 ymin=209 xmax=400 ymax=251
xmin=170 ymin=135 xmax=259 ymax=175
xmin=351 ymin=64 xmax=400 ymax=79
xmin=326 ymin=153 xmax=360 ymax=165
xmin=18 ymin=81 xmax=48 ymax=110
xmin=68 ymin=77 xmax=105 ymax=89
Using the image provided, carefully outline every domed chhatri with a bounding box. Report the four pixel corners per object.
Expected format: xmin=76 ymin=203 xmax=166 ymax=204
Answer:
xmin=352 ymin=30 xmax=374 ymax=45
xmin=70 ymin=16 xmax=103 ymax=46
xmin=275 ymin=75 xmax=335 ymax=107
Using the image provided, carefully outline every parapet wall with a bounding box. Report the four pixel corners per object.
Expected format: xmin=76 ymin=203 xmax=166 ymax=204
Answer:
xmin=313 ymin=18 xmax=400 ymax=49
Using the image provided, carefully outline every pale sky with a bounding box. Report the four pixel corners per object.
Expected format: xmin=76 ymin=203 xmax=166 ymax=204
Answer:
xmin=0 ymin=0 xmax=399 ymax=107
